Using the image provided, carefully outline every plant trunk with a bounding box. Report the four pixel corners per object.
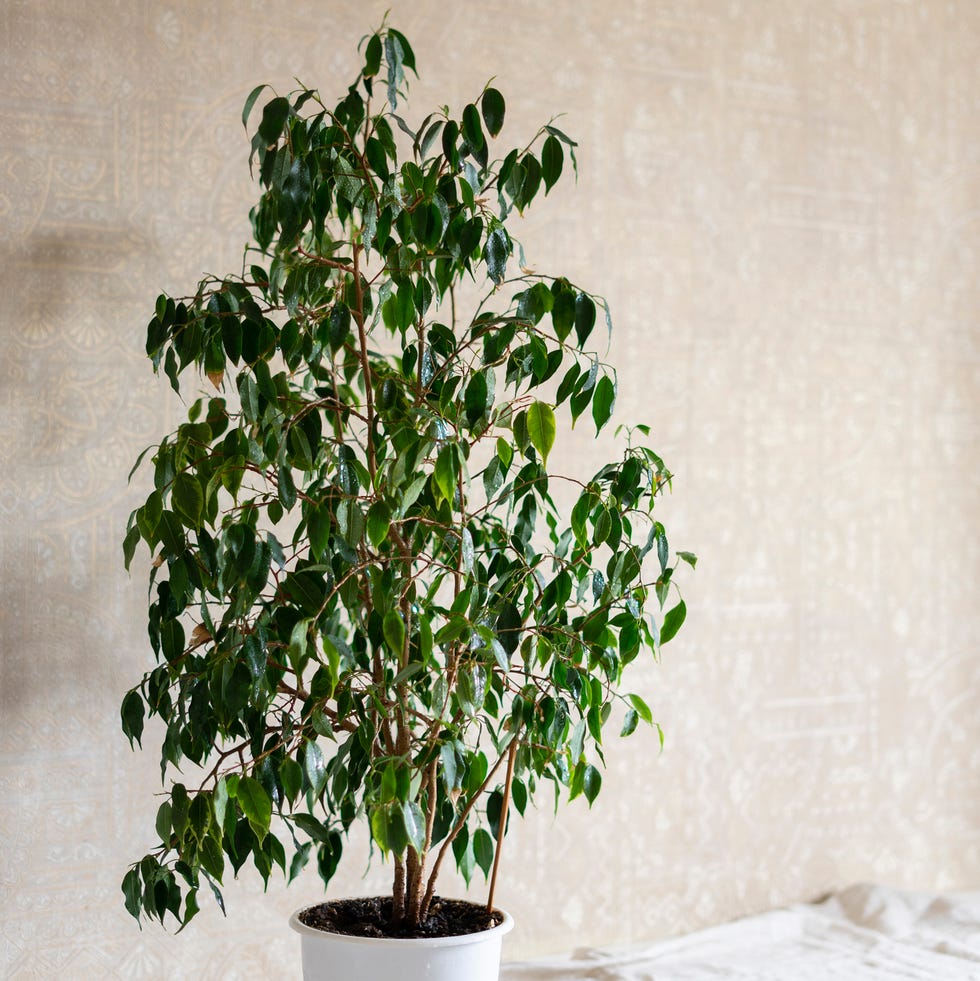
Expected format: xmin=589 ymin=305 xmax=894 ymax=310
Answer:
xmin=392 ymin=856 xmax=406 ymax=922
xmin=406 ymin=847 xmax=425 ymax=924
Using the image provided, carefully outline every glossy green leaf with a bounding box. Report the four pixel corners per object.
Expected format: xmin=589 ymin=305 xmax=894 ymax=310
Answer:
xmin=495 ymin=601 xmax=522 ymax=655
xmin=460 ymin=527 xmax=474 ymax=573
xmin=402 ymin=801 xmax=425 ymax=855
xmin=481 ymin=88 xmax=505 ymax=138
xmin=213 ymin=778 xmax=229 ymax=828
xmin=473 ymin=827 xmax=494 ymax=878
xmin=242 ymin=84 xmax=269 ymax=130
xmin=278 ymin=464 xmax=296 ymax=510
xmin=574 ymin=293 xmax=596 ymax=347
xmin=237 ymin=777 xmax=272 ymax=843
xmin=370 ymin=806 xmax=391 ymax=853
xmin=464 ymin=371 xmax=489 ymax=427
xmin=364 ymin=33 xmax=382 ymax=77
xmin=541 ymin=135 xmax=563 ymax=192
xmin=366 ymin=500 xmax=391 ymax=548
xmin=383 ymin=609 xmax=406 ymax=657
xmin=582 ymin=764 xmax=601 ymax=806
xmin=484 ymin=226 xmax=509 ymax=284
xmin=120 ymin=690 xmax=144 ymax=748
xmin=620 ymin=709 xmax=639 ymax=737
xmin=434 ymin=445 xmax=456 ymax=505
xmin=659 ymin=600 xmax=687 ymax=646
xmin=526 ymin=401 xmax=556 ymax=467
xmin=122 ymin=867 xmax=141 ymax=920
xmin=172 ymin=472 xmax=203 ymax=526
xmin=292 ymin=813 xmax=330 ymax=845
xmin=304 ymin=741 xmax=327 ymax=797
xmin=461 ymin=103 xmax=484 ymax=153
xmin=258 ymin=96 xmax=290 ymax=145
xmin=440 ymin=743 xmax=458 ymax=792
xmin=628 ymin=693 xmax=653 ymax=724
xmin=591 ymin=376 xmax=616 ymax=433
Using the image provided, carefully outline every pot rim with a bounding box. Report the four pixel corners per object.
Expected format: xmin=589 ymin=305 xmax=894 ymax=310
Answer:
xmin=289 ymin=899 xmax=514 ymax=948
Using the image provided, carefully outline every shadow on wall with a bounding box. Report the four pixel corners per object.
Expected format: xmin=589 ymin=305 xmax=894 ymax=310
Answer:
xmin=0 ymin=227 xmax=163 ymax=723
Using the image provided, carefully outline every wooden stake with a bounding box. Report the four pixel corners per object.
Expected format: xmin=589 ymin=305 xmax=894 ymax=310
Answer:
xmin=486 ymin=736 xmax=518 ymax=916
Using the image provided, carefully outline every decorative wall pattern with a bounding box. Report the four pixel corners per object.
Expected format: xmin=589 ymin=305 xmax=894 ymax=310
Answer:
xmin=1 ymin=1 xmax=977 ymax=976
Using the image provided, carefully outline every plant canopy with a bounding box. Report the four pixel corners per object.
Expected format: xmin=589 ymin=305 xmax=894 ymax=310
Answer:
xmin=121 ymin=21 xmax=694 ymax=931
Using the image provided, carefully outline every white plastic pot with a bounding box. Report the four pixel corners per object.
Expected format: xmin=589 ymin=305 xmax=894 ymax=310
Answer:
xmin=289 ymin=902 xmax=514 ymax=981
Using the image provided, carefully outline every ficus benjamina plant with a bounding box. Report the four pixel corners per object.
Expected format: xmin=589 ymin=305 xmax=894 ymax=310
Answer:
xmin=120 ymin=20 xmax=694 ymax=932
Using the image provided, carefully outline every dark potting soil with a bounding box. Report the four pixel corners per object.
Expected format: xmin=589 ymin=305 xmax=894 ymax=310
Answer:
xmin=298 ymin=896 xmax=503 ymax=940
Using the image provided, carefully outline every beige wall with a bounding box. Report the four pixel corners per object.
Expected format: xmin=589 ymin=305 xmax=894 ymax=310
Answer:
xmin=2 ymin=0 xmax=978 ymax=976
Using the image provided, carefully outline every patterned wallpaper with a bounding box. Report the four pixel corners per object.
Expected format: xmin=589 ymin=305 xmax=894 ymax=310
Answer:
xmin=1 ymin=0 xmax=977 ymax=976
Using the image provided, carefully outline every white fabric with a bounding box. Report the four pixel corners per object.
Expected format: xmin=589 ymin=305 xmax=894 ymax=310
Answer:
xmin=502 ymin=883 xmax=980 ymax=980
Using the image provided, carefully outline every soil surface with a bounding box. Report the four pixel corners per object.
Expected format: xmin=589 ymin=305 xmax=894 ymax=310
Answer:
xmin=298 ymin=896 xmax=503 ymax=939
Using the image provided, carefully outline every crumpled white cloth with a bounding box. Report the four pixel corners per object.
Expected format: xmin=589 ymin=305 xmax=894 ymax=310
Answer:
xmin=501 ymin=883 xmax=980 ymax=980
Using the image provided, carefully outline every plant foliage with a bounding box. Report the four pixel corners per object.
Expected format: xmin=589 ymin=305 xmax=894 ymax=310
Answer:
xmin=121 ymin=21 xmax=693 ymax=930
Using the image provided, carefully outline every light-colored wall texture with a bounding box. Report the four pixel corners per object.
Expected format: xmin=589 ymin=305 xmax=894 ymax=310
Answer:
xmin=2 ymin=0 xmax=977 ymax=977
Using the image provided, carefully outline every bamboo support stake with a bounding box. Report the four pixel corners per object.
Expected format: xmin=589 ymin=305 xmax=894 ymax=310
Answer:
xmin=486 ymin=736 xmax=518 ymax=916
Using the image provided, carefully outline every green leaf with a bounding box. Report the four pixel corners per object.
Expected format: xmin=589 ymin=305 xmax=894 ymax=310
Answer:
xmin=365 ymin=137 xmax=389 ymax=182
xmin=366 ymin=500 xmax=391 ymax=548
xmin=620 ymin=709 xmax=639 ymax=737
xmin=481 ymin=88 xmax=505 ymax=138
xmin=242 ymin=84 xmax=268 ymax=130
xmin=370 ymin=806 xmax=391 ymax=853
xmin=541 ymin=135 xmax=563 ymax=192
xmin=176 ymin=888 xmax=199 ymax=932
xmin=677 ymin=550 xmax=698 ymax=568
xmin=574 ymin=293 xmax=596 ymax=347
xmin=551 ymin=289 xmax=576 ymax=342
xmin=363 ymin=33 xmax=382 ymax=77
xmin=172 ymin=472 xmax=203 ymax=526
xmin=389 ymin=29 xmax=417 ymax=74
xmin=461 ymin=102 xmax=485 ymax=153
xmin=237 ymin=776 xmax=272 ymax=843
xmin=464 ymin=371 xmax=489 ymax=428
xmin=213 ymin=778 xmax=229 ymax=828
xmin=200 ymin=835 xmax=224 ymax=882
xmin=122 ymin=867 xmax=141 ymax=920
xmin=434 ymin=445 xmax=457 ymax=505
xmin=277 ymin=464 xmax=296 ymax=510
xmin=457 ymin=663 xmax=486 ymax=716
xmin=122 ymin=523 xmax=141 ymax=570
xmin=155 ymin=801 xmax=172 ymax=842
xmin=402 ymin=801 xmax=425 ymax=856
xmin=484 ymin=226 xmax=509 ymax=285
xmin=120 ymin=690 xmax=145 ymax=748
xmin=659 ymin=600 xmax=687 ymax=646
xmin=591 ymin=376 xmax=616 ymax=433
xmin=473 ymin=827 xmax=495 ymax=878
xmin=526 ymin=401 xmax=556 ymax=467
xmin=288 ymin=619 xmax=309 ymax=673
xmin=628 ymin=693 xmax=653 ymax=724
xmin=171 ymin=785 xmax=189 ymax=837
xmin=441 ymin=119 xmax=459 ymax=168
xmin=495 ymin=601 xmax=522 ymax=655
xmin=258 ymin=96 xmax=290 ymax=145
xmin=293 ymin=813 xmax=332 ymax=845
xmin=656 ymin=525 xmax=669 ymax=574
xmin=383 ymin=609 xmax=406 ymax=657
xmin=304 ymin=741 xmax=327 ymax=797
xmin=460 ymin=527 xmax=475 ymax=573
xmin=440 ymin=743 xmax=458 ymax=792
xmin=582 ymin=764 xmax=601 ymax=806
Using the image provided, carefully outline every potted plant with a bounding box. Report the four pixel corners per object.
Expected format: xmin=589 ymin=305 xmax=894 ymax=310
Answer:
xmin=120 ymin=20 xmax=693 ymax=980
